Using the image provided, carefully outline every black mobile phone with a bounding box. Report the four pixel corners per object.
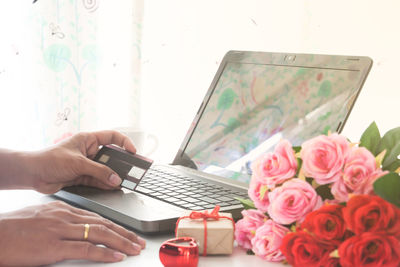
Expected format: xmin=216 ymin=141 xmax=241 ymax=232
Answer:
xmin=93 ymin=145 xmax=153 ymax=190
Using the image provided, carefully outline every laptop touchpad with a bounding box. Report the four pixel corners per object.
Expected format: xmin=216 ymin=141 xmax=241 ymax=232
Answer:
xmin=59 ymin=186 xmax=184 ymax=221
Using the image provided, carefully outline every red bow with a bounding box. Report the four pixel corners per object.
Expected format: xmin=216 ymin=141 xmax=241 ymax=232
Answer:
xmin=188 ymin=205 xmax=221 ymax=220
xmin=175 ymin=205 xmax=235 ymax=256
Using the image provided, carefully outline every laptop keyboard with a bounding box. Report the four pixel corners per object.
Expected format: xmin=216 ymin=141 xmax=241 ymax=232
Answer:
xmin=135 ymin=166 xmax=247 ymax=211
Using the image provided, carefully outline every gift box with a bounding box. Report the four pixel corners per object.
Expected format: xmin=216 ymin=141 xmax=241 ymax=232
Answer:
xmin=175 ymin=206 xmax=235 ymax=255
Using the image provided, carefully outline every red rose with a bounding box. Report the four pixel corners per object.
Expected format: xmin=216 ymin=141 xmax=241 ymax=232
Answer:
xmin=339 ymin=232 xmax=400 ymax=267
xmin=300 ymin=204 xmax=347 ymax=246
xmin=319 ymin=255 xmax=341 ymax=267
xmin=343 ymin=195 xmax=400 ymax=236
xmin=280 ymin=231 xmax=329 ymax=267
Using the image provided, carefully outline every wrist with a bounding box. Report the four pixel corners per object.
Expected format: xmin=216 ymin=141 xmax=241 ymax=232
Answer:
xmin=0 ymin=149 xmax=40 ymax=190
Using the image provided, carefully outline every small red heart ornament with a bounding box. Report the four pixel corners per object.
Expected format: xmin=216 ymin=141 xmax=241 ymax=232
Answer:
xmin=159 ymin=237 xmax=199 ymax=267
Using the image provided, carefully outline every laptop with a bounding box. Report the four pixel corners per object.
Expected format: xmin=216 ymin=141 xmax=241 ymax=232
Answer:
xmin=54 ymin=51 xmax=372 ymax=234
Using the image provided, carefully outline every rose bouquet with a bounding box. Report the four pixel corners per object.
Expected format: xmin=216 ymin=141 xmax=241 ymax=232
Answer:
xmin=235 ymin=122 xmax=400 ymax=266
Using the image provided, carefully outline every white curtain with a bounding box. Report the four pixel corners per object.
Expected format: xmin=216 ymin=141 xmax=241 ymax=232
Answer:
xmin=0 ymin=0 xmax=143 ymax=150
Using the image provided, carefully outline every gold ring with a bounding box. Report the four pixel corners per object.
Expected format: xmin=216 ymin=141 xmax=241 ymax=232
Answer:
xmin=83 ymin=223 xmax=90 ymax=240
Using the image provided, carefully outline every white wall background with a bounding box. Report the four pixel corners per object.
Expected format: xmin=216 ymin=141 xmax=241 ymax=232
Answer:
xmin=141 ymin=0 xmax=400 ymax=162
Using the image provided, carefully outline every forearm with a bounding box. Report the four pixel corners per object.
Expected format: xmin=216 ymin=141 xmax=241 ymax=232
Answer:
xmin=0 ymin=149 xmax=38 ymax=190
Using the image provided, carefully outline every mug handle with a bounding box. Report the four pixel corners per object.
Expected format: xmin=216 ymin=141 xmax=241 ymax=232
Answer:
xmin=144 ymin=133 xmax=159 ymax=156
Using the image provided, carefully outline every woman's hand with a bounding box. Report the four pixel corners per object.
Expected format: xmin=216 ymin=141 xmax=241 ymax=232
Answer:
xmin=30 ymin=130 xmax=136 ymax=194
xmin=0 ymin=201 xmax=146 ymax=266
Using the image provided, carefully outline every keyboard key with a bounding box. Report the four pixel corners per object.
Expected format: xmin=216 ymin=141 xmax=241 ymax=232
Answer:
xmin=193 ymin=189 xmax=205 ymax=194
xmin=209 ymin=189 xmax=222 ymax=193
xmin=219 ymin=204 xmax=244 ymax=211
xmin=175 ymin=200 xmax=189 ymax=206
xmin=180 ymin=190 xmax=196 ymax=195
xmin=226 ymin=194 xmax=243 ymax=199
xmin=181 ymin=197 xmax=198 ymax=203
xmin=165 ymin=192 xmax=179 ymax=196
xmin=158 ymin=190 xmax=173 ymax=194
xmin=190 ymin=206 xmax=205 ymax=211
xmin=135 ymin=187 xmax=154 ymax=194
xmin=158 ymin=194 xmax=172 ymax=200
xmin=217 ymin=202 xmax=232 ymax=207
xmin=146 ymin=185 xmax=161 ymax=189
xmin=176 ymin=188 xmax=187 ymax=193
xmin=216 ymin=196 xmax=233 ymax=202
xmin=177 ymin=185 xmax=191 ymax=189
xmin=164 ymin=197 xmax=180 ymax=203
xmin=181 ymin=203 xmax=196 ymax=208
xmin=203 ymin=191 xmax=218 ymax=196
xmin=199 ymin=196 xmax=220 ymax=204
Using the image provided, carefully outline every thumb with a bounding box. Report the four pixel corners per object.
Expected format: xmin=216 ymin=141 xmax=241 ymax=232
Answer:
xmin=80 ymin=157 xmax=123 ymax=187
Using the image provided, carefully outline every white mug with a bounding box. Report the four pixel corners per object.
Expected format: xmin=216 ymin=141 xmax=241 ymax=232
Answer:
xmin=114 ymin=127 xmax=159 ymax=156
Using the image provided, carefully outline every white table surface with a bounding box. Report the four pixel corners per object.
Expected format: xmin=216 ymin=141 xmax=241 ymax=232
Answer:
xmin=0 ymin=190 xmax=283 ymax=267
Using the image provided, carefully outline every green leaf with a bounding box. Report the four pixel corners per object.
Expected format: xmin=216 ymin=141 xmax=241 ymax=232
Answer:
xmin=292 ymin=146 xmax=301 ymax=153
xmin=246 ymin=249 xmax=255 ymax=255
xmin=373 ymin=173 xmax=400 ymax=207
xmin=377 ymin=127 xmax=400 ymax=171
xmin=295 ymin=158 xmax=303 ymax=177
xmin=235 ymin=197 xmax=255 ymax=210
xmin=315 ymin=184 xmax=334 ymax=200
xmin=293 ymin=146 xmax=303 ymax=177
xmin=359 ymin=121 xmax=381 ymax=155
xmin=259 ymin=185 xmax=268 ymax=200
xmin=330 ymin=249 xmax=339 ymax=258
xmin=382 ymin=143 xmax=400 ymax=171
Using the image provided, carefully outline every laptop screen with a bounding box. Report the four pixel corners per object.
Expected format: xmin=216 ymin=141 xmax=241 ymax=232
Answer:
xmin=175 ymin=52 xmax=371 ymax=185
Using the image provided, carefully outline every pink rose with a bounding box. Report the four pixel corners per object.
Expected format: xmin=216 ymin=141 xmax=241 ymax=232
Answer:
xmin=248 ymin=179 xmax=270 ymax=213
xmin=331 ymin=146 xmax=387 ymax=202
xmin=251 ymin=139 xmax=297 ymax=188
xmin=235 ymin=209 xmax=268 ymax=250
xmin=300 ymin=133 xmax=350 ymax=185
xmin=268 ymin=179 xmax=323 ymax=225
xmin=251 ymin=219 xmax=289 ymax=262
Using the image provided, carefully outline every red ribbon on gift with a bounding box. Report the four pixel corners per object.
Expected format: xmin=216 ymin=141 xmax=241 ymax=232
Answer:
xmin=175 ymin=205 xmax=235 ymax=256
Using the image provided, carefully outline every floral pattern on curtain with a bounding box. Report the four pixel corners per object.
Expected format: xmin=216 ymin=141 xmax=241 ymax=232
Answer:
xmin=0 ymin=0 xmax=143 ymax=149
